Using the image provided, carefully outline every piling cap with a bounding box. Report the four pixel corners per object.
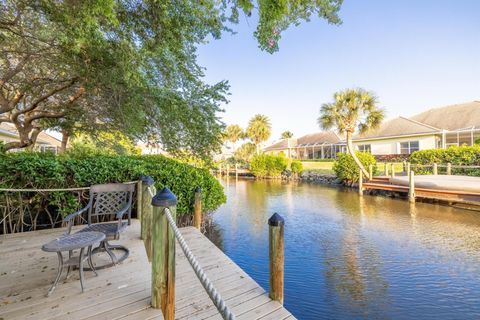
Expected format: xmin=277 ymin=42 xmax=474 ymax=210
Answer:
xmin=268 ymin=213 xmax=284 ymax=227
xmin=152 ymin=187 xmax=177 ymax=207
xmin=140 ymin=175 xmax=155 ymax=186
xmin=195 ymin=186 xmax=202 ymax=193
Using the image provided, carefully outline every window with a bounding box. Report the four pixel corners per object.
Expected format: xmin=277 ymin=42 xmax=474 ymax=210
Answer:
xmin=400 ymin=141 xmax=419 ymax=154
xmin=357 ymin=144 xmax=371 ymax=153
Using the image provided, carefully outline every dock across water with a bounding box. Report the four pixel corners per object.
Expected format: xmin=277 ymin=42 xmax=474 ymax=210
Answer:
xmin=0 ymin=220 xmax=295 ymax=320
xmin=362 ymin=175 xmax=480 ymax=206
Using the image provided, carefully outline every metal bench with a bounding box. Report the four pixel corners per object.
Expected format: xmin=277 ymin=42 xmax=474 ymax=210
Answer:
xmin=63 ymin=183 xmax=135 ymax=269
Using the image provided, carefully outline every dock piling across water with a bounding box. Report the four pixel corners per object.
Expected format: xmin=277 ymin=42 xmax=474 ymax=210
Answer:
xmin=408 ymin=171 xmax=415 ymax=203
xmin=269 ymin=213 xmax=285 ymax=305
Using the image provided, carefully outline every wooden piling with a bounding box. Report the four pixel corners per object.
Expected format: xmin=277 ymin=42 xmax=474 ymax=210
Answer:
xmin=408 ymin=171 xmax=415 ymax=203
xmin=141 ymin=176 xmax=155 ymax=260
xmin=407 ymin=162 xmax=411 ymax=178
xmin=358 ymin=171 xmax=363 ymax=196
xmin=433 ymin=163 xmax=438 ymax=175
xmin=385 ymin=163 xmax=389 ymax=176
xmin=268 ymin=213 xmax=284 ymax=305
xmin=151 ymin=188 xmax=177 ymax=320
xmin=447 ymin=162 xmax=451 ymax=175
xmin=137 ymin=180 xmax=143 ymax=236
xmin=194 ymin=186 xmax=202 ymax=229
xmin=368 ymin=164 xmax=373 ymax=180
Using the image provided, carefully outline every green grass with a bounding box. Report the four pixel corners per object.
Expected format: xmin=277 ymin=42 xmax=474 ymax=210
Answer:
xmin=376 ymin=162 xmax=404 ymax=174
xmin=301 ymin=160 xmax=334 ymax=174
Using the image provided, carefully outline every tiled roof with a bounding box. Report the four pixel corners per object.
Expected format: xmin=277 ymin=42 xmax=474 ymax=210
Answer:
xmin=353 ymin=117 xmax=439 ymax=140
xmin=263 ymin=131 xmax=342 ymax=151
xmin=410 ymin=101 xmax=480 ymax=130
xmin=297 ymin=131 xmax=342 ymax=146
xmin=263 ymin=138 xmax=297 ymax=151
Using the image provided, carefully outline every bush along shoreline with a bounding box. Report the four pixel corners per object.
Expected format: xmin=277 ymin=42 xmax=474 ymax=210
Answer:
xmin=248 ymin=152 xmax=377 ymax=187
xmin=0 ymin=152 xmax=226 ymax=232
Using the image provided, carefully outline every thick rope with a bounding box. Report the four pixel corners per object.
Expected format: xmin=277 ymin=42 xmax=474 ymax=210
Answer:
xmin=163 ymin=207 xmax=236 ymax=320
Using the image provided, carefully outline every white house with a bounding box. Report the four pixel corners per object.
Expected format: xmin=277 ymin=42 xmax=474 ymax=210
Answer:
xmin=0 ymin=122 xmax=62 ymax=153
xmin=263 ymin=101 xmax=480 ymax=159
xmin=353 ymin=101 xmax=480 ymax=156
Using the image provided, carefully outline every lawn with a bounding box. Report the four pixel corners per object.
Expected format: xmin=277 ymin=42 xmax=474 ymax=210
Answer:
xmin=376 ymin=162 xmax=405 ymax=174
xmin=301 ymin=161 xmax=334 ymax=174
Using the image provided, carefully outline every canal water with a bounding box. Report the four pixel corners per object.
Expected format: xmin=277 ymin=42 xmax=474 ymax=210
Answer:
xmin=206 ymin=178 xmax=480 ymax=320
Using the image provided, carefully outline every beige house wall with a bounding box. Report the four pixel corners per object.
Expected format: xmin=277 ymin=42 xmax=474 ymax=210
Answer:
xmin=353 ymin=134 xmax=438 ymax=155
xmin=0 ymin=133 xmax=20 ymax=144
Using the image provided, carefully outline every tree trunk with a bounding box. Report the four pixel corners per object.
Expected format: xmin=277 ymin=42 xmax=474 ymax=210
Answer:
xmin=346 ymin=131 xmax=369 ymax=178
xmin=3 ymin=126 xmax=39 ymax=151
xmin=60 ymin=130 xmax=69 ymax=153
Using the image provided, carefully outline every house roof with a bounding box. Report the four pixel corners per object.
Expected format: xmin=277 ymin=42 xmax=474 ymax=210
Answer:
xmin=263 ymin=138 xmax=296 ymax=151
xmin=410 ymin=101 xmax=480 ymax=130
xmin=353 ymin=117 xmax=440 ymax=141
xmin=297 ymin=131 xmax=342 ymax=146
xmin=263 ymin=131 xmax=342 ymax=151
xmin=0 ymin=122 xmax=62 ymax=147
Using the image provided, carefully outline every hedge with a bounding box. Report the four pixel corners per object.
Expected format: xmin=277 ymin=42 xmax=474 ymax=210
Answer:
xmin=290 ymin=160 xmax=303 ymax=174
xmin=0 ymin=152 xmax=226 ymax=218
xmin=250 ymin=154 xmax=288 ymax=177
xmin=332 ymin=152 xmax=377 ymax=184
xmin=409 ymin=145 xmax=480 ymax=176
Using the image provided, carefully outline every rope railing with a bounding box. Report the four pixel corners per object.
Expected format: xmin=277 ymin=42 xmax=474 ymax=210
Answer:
xmin=163 ymin=206 xmax=235 ymax=320
xmin=0 ymin=181 xmax=138 ymax=193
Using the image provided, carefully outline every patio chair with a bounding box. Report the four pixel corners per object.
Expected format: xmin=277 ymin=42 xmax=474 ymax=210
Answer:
xmin=63 ymin=183 xmax=135 ymax=269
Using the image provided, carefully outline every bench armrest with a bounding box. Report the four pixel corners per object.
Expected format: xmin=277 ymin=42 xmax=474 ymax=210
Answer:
xmin=115 ymin=205 xmax=130 ymax=219
xmin=63 ymin=204 xmax=91 ymax=235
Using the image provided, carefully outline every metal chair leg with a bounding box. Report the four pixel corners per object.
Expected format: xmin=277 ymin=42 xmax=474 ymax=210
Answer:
xmin=103 ymin=240 xmax=118 ymax=265
xmin=89 ymin=240 xmax=129 ymax=270
xmin=87 ymin=245 xmax=98 ymax=276
xmin=78 ymin=248 xmax=85 ymax=293
xmin=65 ymin=250 xmax=73 ymax=279
xmin=47 ymin=251 xmax=63 ymax=297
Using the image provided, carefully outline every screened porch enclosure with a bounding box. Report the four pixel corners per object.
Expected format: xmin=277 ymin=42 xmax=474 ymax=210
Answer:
xmin=294 ymin=143 xmax=346 ymax=160
xmin=443 ymin=128 xmax=480 ymax=148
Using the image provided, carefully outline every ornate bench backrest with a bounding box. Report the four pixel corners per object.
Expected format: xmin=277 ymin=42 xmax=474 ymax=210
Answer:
xmin=87 ymin=183 xmax=135 ymax=225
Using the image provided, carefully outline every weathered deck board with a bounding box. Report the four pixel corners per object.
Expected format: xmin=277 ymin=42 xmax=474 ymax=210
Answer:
xmin=0 ymin=220 xmax=295 ymax=320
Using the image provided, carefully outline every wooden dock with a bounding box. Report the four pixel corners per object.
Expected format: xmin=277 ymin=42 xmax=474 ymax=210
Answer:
xmin=0 ymin=220 xmax=295 ymax=320
xmin=363 ymin=176 xmax=480 ymax=205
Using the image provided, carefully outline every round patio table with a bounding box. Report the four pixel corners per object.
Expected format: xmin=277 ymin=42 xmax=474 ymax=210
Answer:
xmin=42 ymin=231 xmax=105 ymax=296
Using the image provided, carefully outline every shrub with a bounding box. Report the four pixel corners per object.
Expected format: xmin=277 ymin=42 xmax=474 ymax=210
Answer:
xmin=409 ymin=145 xmax=480 ymax=176
xmin=333 ymin=152 xmax=377 ymax=184
xmin=0 ymin=152 xmax=226 ymax=220
xmin=290 ymin=160 xmax=303 ymax=174
xmin=250 ymin=154 xmax=288 ymax=177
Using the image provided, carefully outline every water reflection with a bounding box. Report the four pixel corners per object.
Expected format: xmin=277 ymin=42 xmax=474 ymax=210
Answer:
xmin=209 ymin=178 xmax=480 ymax=319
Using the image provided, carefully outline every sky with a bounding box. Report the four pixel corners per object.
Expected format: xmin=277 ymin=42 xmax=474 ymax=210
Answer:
xmin=197 ymin=0 xmax=480 ymax=143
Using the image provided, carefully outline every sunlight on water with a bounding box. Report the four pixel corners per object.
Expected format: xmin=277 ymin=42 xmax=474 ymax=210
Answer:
xmin=206 ymin=177 xmax=480 ymax=319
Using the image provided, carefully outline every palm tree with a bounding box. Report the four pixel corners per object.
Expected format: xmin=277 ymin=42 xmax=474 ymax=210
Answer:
xmin=318 ymin=88 xmax=384 ymax=177
xmin=223 ymin=124 xmax=244 ymax=152
xmin=280 ymin=131 xmax=293 ymax=139
xmin=246 ymin=114 xmax=271 ymax=154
